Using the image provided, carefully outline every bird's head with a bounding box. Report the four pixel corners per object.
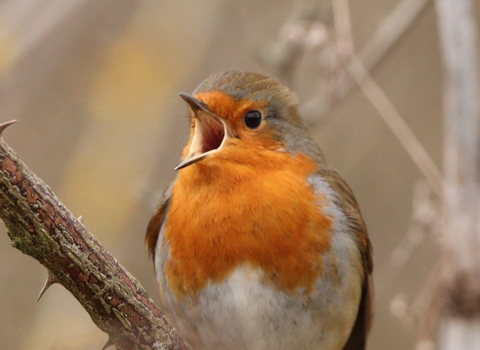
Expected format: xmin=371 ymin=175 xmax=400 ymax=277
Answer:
xmin=175 ymin=70 xmax=320 ymax=170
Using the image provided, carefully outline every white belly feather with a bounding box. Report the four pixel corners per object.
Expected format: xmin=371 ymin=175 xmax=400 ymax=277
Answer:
xmin=155 ymin=231 xmax=362 ymax=350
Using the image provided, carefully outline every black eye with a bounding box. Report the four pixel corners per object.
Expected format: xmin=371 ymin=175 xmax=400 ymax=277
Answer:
xmin=244 ymin=111 xmax=262 ymax=129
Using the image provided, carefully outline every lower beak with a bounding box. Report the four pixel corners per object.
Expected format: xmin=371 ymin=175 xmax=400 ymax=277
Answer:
xmin=175 ymin=93 xmax=236 ymax=170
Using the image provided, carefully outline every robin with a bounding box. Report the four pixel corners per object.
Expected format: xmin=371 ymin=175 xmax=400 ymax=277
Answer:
xmin=146 ymin=70 xmax=373 ymax=350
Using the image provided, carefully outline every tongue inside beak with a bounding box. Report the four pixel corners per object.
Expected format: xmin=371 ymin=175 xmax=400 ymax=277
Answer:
xmin=175 ymin=93 xmax=232 ymax=170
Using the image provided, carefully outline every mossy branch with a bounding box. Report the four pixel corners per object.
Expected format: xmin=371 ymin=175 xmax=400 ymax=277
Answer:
xmin=0 ymin=121 xmax=189 ymax=350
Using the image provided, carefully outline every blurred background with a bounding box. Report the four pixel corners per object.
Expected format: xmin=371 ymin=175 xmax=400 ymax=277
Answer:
xmin=0 ymin=0 xmax=477 ymax=349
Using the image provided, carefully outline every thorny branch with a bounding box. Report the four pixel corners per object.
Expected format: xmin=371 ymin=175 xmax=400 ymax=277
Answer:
xmin=0 ymin=121 xmax=189 ymax=350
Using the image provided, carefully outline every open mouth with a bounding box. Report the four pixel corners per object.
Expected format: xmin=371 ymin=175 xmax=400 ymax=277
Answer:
xmin=175 ymin=93 xmax=233 ymax=170
xmin=198 ymin=114 xmax=225 ymax=154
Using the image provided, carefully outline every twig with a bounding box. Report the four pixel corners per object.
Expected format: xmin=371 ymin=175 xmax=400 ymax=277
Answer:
xmin=257 ymin=0 xmax=330 ymax=86
xmin=332 ymin=0 xmax=354 ymax=59
xmin=347 ymin=55 xmax=443 ymax=196
xmin=357 ymin=0 xmax=431 ymax=71
xmin=330 ymin=0 xmax=442 ymax=198
xmin=0 ymin=121 xmax=190 ymax=350
xmin=300 ymin=0 xmax=431 ymax=122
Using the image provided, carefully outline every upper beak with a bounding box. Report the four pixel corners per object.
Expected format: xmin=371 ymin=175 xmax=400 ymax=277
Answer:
xmin=175 ymin=93 xmax=236 ymax=170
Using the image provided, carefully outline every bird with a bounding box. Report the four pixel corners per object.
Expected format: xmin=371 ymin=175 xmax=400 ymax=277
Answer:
xmin=146 ymin=70 xmax=373 ymax=350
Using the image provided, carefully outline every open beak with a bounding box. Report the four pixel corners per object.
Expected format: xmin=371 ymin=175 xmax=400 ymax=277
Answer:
xmin=175 ymin=93 xmax=236 ymax=170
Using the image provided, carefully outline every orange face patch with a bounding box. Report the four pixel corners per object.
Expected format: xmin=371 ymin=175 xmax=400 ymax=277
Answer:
xmin=163 ymin=146 xmax=332 ymax=298
xmin=193 ymin=90 xmax=263 ymax=126
xmin=186 ymin=91 xmax=281 ymax=152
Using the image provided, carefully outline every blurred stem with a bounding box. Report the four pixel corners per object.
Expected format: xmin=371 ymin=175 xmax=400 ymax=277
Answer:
xmin=347 ymin=55 xmax=443 ymax=196
xmin=435 ymin=0 xmax=480 ymax=348
xmin=0 ymin=124 xmax=189 ymax=350
xmin=301 ymin=0 xmax=431 ymax=122
xmin=258 ymin=0 xmax=330 ymax=86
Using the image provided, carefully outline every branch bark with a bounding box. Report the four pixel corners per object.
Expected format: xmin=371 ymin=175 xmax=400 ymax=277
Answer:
xmin=0 ymin=121 xmax=189 ymax=350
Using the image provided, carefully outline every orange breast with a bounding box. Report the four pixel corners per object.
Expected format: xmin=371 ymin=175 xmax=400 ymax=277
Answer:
xmin=163 ymin=147 xmax=332 ymax=298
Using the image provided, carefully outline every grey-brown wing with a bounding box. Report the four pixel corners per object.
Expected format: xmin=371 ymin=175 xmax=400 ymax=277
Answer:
xmin=145 ymin=183 xmax=173 ymax=260
xmin=318 ymin=166 xmax=374 ymax=350
xmin=342 ymin=273 xmax=373 ymax=350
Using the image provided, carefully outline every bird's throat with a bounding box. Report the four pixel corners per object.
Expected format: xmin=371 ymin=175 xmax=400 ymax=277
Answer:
xmin=164 ymin=150 xmax=333 ymax=298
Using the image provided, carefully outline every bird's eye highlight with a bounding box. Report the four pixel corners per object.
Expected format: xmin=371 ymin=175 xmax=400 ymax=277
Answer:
xmin=243 ymin=111 xmax=262 ymax=129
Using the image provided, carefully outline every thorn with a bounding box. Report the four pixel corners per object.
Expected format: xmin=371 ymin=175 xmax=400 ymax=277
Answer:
xmin=37 ymin=272 xmax=59 ymax=302
xmin=0 ymin=120 xmax=17 ymax=136
xmin=77 ymin=215 xmax=83 ymax=223
xmin=101 ymin=337 xmax=114 ymax=350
